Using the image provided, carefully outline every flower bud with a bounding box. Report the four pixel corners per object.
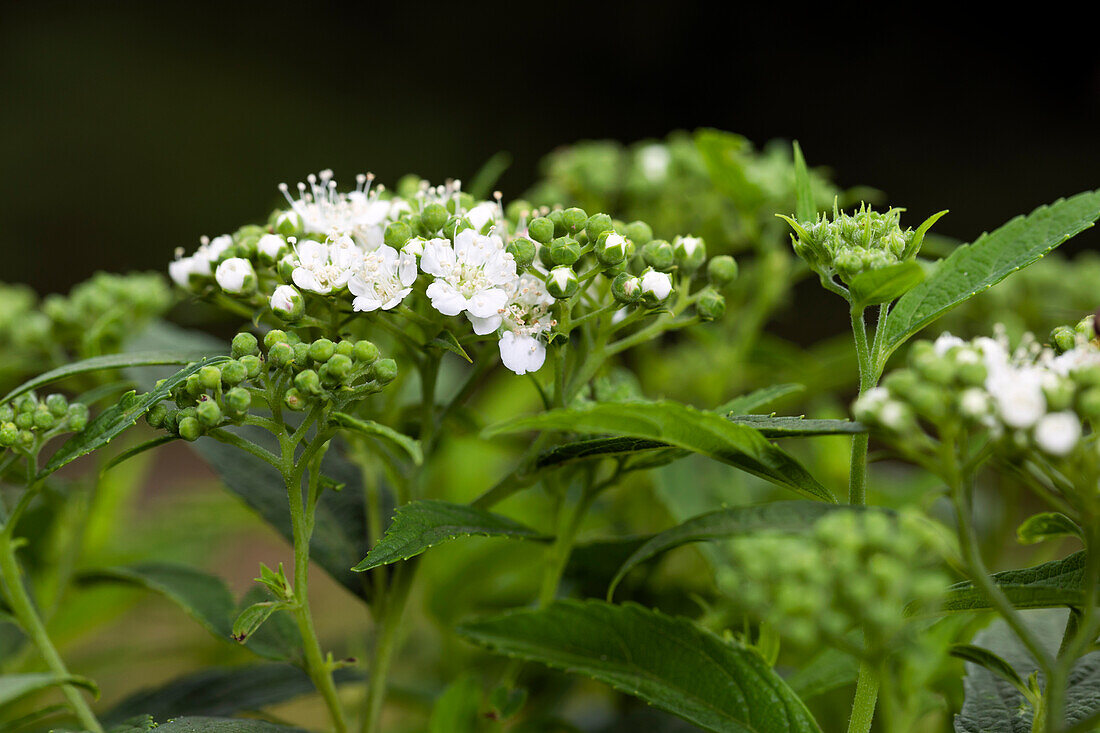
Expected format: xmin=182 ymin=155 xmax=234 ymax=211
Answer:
xmin=1042 ymin=376 xmax=1076 ymax=412
xmin=14 ymin=412 xmax=32 ymax=430
xmin=673 ymin=236 xmax=706 ymax=273
xmin=309 ymin=338 xmax=336 ymax=363
xmin=199 ymin=365 xmax=222 ymax=390
xmin=506 ymin=237 xmax=536 ymax=269
xmin=546 ymin=267 xmax=579 ymax=299
xmin=221 ymin=360 xmax=248 ymax=386
xmin=271 ymin=285 xmax=305 ymax=321
xmin=196 ymin=399 xmax=222 ymax=427
xmin=596 ymin=232 xmax=629 ymax=267
xmin=257 ymin=234 xmax=287 ymax=262
xmin=0 ymin=422 xmax=18 ymax=447
xmin=1078 ymin=387 xmax=1100 ymax=421
xmin=585 ymin=213 xmax=614 ymax=243
xmin=640 ymin=270 xmax=673 ymax=303
xmin=45 ymin=394 xmax=69 ymax=417
xmin=184 ymin=374 xmax=203 ymax=397
xmin=274 ymin=210 xmax=303 ymax=236
xmin=696 ymin=289 xmax=726 ymax=321
xmin=33 ymin=407 xmax=57 ymax=430
xmin=224 ymin=387 xmax=251 ymax=416
xmin=328 ymin=353 xmax=354 ymax=381
xmin=421 ymin=203 xmax=449 ymax=234
xmin=561 ymin=207 xmax=588 ymax=235
xmin=547 ymin=209 xmax=567 ymax=237
xmin=277 ymin=255 xmax=297 ymax=282
xmin=283 ymin=388 xmax=307 ymax=411
xmin=370 ymin=358 xmax=398 ymax=384
xmin=528 ymin=217 xmax=554 ymax=244
xmin=232 ymin=332 xmax=259 ymax=358
xmin=384 ymin=221 xmax=412 ymax=248
xmin=215 ymin=258 xmax=258 ymax=295
xmin=0 ymin=405 xmax=12 ymax=423
xmin=549 ymin=237 xmax=581 ymax=266
xmin=642 ymin=240 xmax=675 ymax=272
xmin=178 ymin=416 xmax=202 ymax=441
xmin=611 ymin=272 xmax=643 ymax=304
xmin=353 ymin=341 xmax=380 ymax=364
xmin=1051 ymin=326 xmax=1077 ymax=354
xmin=268 ymin=342 xmax=294 ymax=368
xmin=623 ymin=220 xmax=653 ymax=247
xmin=295 ymin=369 xmax=323 ymax=395
xmin=146 ymin=403 xmax=168 ymax=428
xmin=264 ymin=329 xmax=288 ymax=350
xmin=17 ymin=429 xmax=34 ymax=449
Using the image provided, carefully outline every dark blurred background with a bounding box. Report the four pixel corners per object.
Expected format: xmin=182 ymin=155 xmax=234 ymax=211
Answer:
xmin=2 ymin=3 xmax=1098 ymax=295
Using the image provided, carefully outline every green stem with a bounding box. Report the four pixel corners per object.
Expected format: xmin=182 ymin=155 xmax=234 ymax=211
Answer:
xmin=0 ymin=536 xmax=104 ymax=733
xmin=845 ymin=661 xmax=879 ymax=733
xmin=849 ymin=305 xmax=872 ymax=506
xmin=361 ymin=562 xmax=413 ymax=733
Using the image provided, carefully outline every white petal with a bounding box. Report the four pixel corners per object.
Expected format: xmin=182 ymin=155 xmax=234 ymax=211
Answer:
xmin=467 ymin=313 xmax=502 ymax=335
xmin=426 ymin=281 xmax=467 ymax=316
xmin=499 ymin=332 xmax=546 ymax=375
xmin=466 ymin=288 xmax=508 ymax=318
xmin=293 ymin=268 xmax=328 ymax=293
xmin=352 ymin=295 xmax=382 ymax=312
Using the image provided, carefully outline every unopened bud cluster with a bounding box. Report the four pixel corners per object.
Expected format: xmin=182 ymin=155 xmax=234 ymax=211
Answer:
xmin=149 ymin=331 xmax=395 ymax=442
xmin=718 ymin=511 xmax=947 ymax=656
xmin=0 ymin=393 xmax=89 ymax=453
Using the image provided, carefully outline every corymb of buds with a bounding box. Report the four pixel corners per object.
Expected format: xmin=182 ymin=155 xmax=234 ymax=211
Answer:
xmin=0 ymin=393 xmax=89 ymax=452
xmin=780 ymin=203 xmax=946 ymax=285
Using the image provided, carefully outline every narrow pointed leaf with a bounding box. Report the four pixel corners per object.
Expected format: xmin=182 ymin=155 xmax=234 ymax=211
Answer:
xmin=484 ymin=401 xmax=836 ymax=503
xmin=792 ymin=141 xmax=815 ymax=222
xmin=458 ymin=600 xmax=822 ymax=733
xmin=949 ymin=644 xmax=1030 ymax=698
xmin=330 ymin=412 xmax=422 ymax=465
xmin=716 ymin=383 xmax=805 ymax=415
xmin=1016 ymin=512 xmax=1083 ymax=545
xmin=353 ymin=499 xmax=547 ymax=572
xmin=142 ymin=718 xmax=306 ymax=732
xmin=848 ymin=260 xmax=926 ymax=307
xmin=0 ymin=673 xmax=98 ymax=708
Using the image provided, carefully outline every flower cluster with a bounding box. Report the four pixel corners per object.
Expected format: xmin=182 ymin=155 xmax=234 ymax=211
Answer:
xmin=0 ymin=393 xmax=89 ymax=453
xmin=855 ymin=321 xmax=1100 ymax=463
xmin=717 ymin=510 xmax=948 ymax=657
xmin=168 ymin=171 xmax=729 ymax=376
xmin=149 ymin=331 xmax=395 ymax=442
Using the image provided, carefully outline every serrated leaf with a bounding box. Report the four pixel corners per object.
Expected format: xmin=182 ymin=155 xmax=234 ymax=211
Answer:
xmin=484 ymin=401 xmax=835 ymax=503
xmin=142 ymin=717 xmax=306 ymax=732
xmin=0 ymin=350 xmax=218 ymax=406
xmin=353 ymin=500 xmax=546 ymax=572
xmin=77 ymin=563 xmax=236 ymax=640
xmin=0 ymin=673 xmax=98 ymax=708
xmin=104 ymin=665 xmax=360 ymax=725
xmin=726 ymin=415 xmax=866 ymax=438
xmin=41 ymin=356 xmax=230 ymax=478
xmin=458 ymin=600 xmax=822 ymax=733
xmin=716 ymin=384 xmax=805 ymax=415
xmin=847 ymin=261 xmax=926 ymax=307
xmin=429 ymin=329 xmax=473 ymax=363
xmin=1017 ymin=512 xmax=1083 ymax=545
xmin=329 ymin=412 xmax=422 ymax=465
xmin=940 ymin=552 xmax=1089 ymax=612
xmin=880 ymin=190 xmax=1100 ymax=365
xmin=791 ymin=141 xmax=815 ymax=223
xmin=610 ymin=502 xmax=874 ymax=597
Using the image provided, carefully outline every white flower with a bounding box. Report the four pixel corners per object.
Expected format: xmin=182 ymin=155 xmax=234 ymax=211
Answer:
xmin=258 ymin=233 xmax=287 ymax=260
xmin=1034 ymin=411 xmax=1082 ymax=456
xmin=638 ymin=144 xmax=671 ymax=182
xmin=420 ymin=229 xmax=516 ymax=325
xmin=402 ymin=237 xmax=426 ymax=257
xmin=499 ymin=331 xmax=545 ymax=375
xmin=986 ymin=366 xmax=1046 ymax=428
xmin=290 ymin=236 xmax=363 ymax=294
xmin=675 ymin=236 xmax=704 ymax=258
xmin=1050 ymin=346 xmax=1100 ymax=377
xmin=465 ymin=201 xmax=499 ymax=232
xmin=168 ymin=255 xmax=197 ymax=287
xmin=933 ymin=332 xmax=966 ymax=356
xmin=959 ymin=388 xmax=991 ymax=420
xmin=168 ymin=235 xmax=233 ymax=287
xmin=278 ymin=170 xmax=403 ymax=250
xmin=640 ymin=270 xmax=673 ymax=301
xmin=348 ymin=245 xmax=417 ymax=312
xmin=215 ymin=258 xmax=256 ymax=294
xmin=270 ymin=285 xmax=304 ymax=319
xmin=489 ymin=274 xmax=556 ymax=375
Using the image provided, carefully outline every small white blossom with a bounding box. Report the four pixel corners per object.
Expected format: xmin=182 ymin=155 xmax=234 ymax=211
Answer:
xmin=420 ymin=229 xmax=516 ymax=326
xmin=640 ymin=270 xmax=673 ymax=301
xmin=491 ymin=274 xmax=556 ymax=375
xmin=933 ymin=332 xmax=966 ymax=356
xmin=270 ymin=285 xmax=304 ymax=319
xmin=215 ymin=257 xmax=256 ymax=294
xmin=1034 ymin=411 xmax=1082 ymax=456
xmin=278 ymin=171 xmax=404 ymax=250
xmin=168 ymin=235 xmax=233 ymax=287
xmin=258 ymin=233 xmax=287 ymax=260
xmin=348 ymin=245 xmax=418 ymax=312
xmin=675 ymin=236 xmax=704 ymax=258
xmin=959 ymin=388 xmax=991 ymax=420
xmin=465 ymin=201 xmax=499 ymax=232
xmin=290 ymin=236 xmax=363 ymax=294
xmin=638 ymin=144 xmax=671 ymax=182
xmin=987 ymin=366 xmax=1047 ymax=429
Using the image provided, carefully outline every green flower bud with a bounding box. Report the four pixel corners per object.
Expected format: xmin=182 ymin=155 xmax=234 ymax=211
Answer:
xmin=264 ymin=329 xmax=289 ymax=350
xmin=549 ymin=237 xmax=581 ymax=266
xmin=196 ymin=399 xmax=222 ymax=427
xmin=384 ymin=221 xmax=412 ymax=248
xmin=239 ymin=355 xmax=262 ymax=379
xmin=506 ymin=237 xmax=536 ymax=269
xmin=14 ymin=413 xmax=33 ymax=430
xmin=421 ymin=203 xmax=449 ymax=234
xmin=0 ymin=405 xmax=13 ymax=423
xmin=528 ymin=217 xmax=554 ymax=244
xmin=270 ymin=285 xmax=305 ymax=322
xmin=309 ymin=338 xmax=336 ymax=363
xmin=295 ymin=369 xmax=323 ymax=395
xmin=146 ymin=403 xmax=168 ymax=428
xmin=623 ymin=220 xmax=653 ymax=247
xmin=162 ymin=409 xmax=180 ymax=434
xmin=912 ymin=351 xmax=955 ymax=386
xmin=547 ymin=210 xmax=567 ymax=238
xmin=561 ymin=207 xmax=588 ymax=235
xmin=443 ymin=215 xmax=471 ymax=238
xmin=45 ymin=394 xmax=69 ymax=417
xmin=277 ymin=255 xmax=297 ymax=283
xmin=283 ymin=388 xmax=307 ymax=411
xmin=199 ymin=365 xmax=222 ymax=390
xmin=353 ymin=341 xmax=380 ymax=364
xmin=268 ymin=342 xmax=294 ymax=368
xmin=291 ymin=343 xmax=310 ymax=365
xmin=221 ymin=360 xmax=248 ymax=386
xmin=336 ymin=340 xmax=355 ymax=357
xmin=327 ymin=354 xmax=354 ymax=381
xmin=0 ymin=422 xmax=17 ymax=447
xmin=1078 ymin=387 xmax=1100 ymax=421
xmin=224 ymin=387 xmax=251 ymax=416
xmin=673 ymin=236 xmax=706 ymax=273
xmin=696 ymin=289 xmax=726 ymax=321
xmin=1076 ymin=365 xmax=1100 ymax=388
xmin=32 ymin=407 xmax=55 ymax=430
xmin=184 ymin=374 xmax=204 ymax=397
xmin=595 ymin=232 xmax=629 ymax=267
xmin=370 ymin=358 xmax=398 ymax=384
xmin=274 ymin=210 xmax=303 ymax=236
xmin=585 ymin=213 xmax=614 ymax=243
xmin=957 ymin=361 xmax=988 ymax=387
xmin=231 ymin=332 xmax=259 ymax=358
xmin=17 ymin=429 xmax=34 ymax=449
xmin=611 ymin=272 xmax=643 ymax=304
xmin=14 ymin=395 xmax=35 ymax=414
xmin=1043 ymin=377 xmax=1076 ymax=412
xmin=642 ymin=240 xmax=675 ymax=271
xmin=546 ymin=266 xmax=579 ymax=299
xmin=1051 ymin=326 xmax=1077 ymax=354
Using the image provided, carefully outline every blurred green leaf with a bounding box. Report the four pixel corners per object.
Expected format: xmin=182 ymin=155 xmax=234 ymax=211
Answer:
xmin=330 ymin=412 xmax=422 ymax=465
xmin=459 ymin=600 xmax=822 ymax=733
xmin=785 ymin=647 xmax=859 ymax=701
xmin=1017 ymin=512 xmax=1083 ymax=545
xmin=0 ymin=673 xmax=97 ymax=708
xmin=429 ymin=674 xmax=482 ymax=733
xmin=716 ymin=384 xmax=805 ymax=415
xmin=353 ymin=500 xmax=547 ymax=572
xmin=143 ymin=717 xmax=306 ymax=732
xmin=791 ymin=141 xmax=815 ymax=223
xmin=949 ymin=644 xmax=1031 ymax=699
xmin=467 ymin=151 xmax=513 ymax=201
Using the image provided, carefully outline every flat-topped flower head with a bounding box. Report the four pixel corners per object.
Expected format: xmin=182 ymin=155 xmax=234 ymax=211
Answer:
xmin=290 ymin=235 xmax=363 ymax=294
xmin=278 ymin=170 xmax=407 ymax=250
xmin=420 ymin=229 xmax=517 ymax=326
xmin=348 ymin=245 xmax=417 ymax=312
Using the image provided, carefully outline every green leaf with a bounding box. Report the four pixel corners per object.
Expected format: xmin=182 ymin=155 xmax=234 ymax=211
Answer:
xmin=725 ymin=415 xmax=866 ymax=438
xmin=949 ymin=644 xmax=1031 ymax=699
xmin=41 ymin=356 xmax=230 ymax=478
xmin=458 ymin=600 xmax=822 ymax=733
xmin=791 ymin=141 xmax=815 ymax=223
xmin=484 ymin=401 xmax=836 ymax=503
xmin=467 ymin=151 xmax=513 ymax=201
xmin=847 ymin=261 xmax=925 ymax=307
xmin=104 ymin=664 xmax=360 ymax=725
xmin=140 ymin=717 xmax=306 ymax=732
xmin=1017 ymin=512 xmax=1083 ymax=545
xmin=0 ymin=673 xmax=98 ymax=708
xmin=785 ymin=647 xmax=859 ymax=701
xmin=609 ymin=502 xmax=871 ymax=598
xmin=429 ymin=674 xmax=482 ymax=733
xmin=353 ymin=500 xmax=546 ymax=572
xmin=232 ymin=601 xmax=291 ymax=643
xmin=695 ymin=129 xmax=763 ymax=209
xmin=1 ymin=351 xmax=218 ymax=406
xmin=716 ymin=384 xmax=805 ymax=415
xmin=429 ymin=329 xmax=473 ymax=363
xmin=102 ymin=435 xmax=179 ymax=474
xmin=940 ymin=552 xmax=1089 ymax=612
xmin=77 ymin=563 xmax=235 ymax=640
xmin=329 ymin=412 xmax=423 ymax=465
xmin=880 ymin=190 xmax=1100 ymax=364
